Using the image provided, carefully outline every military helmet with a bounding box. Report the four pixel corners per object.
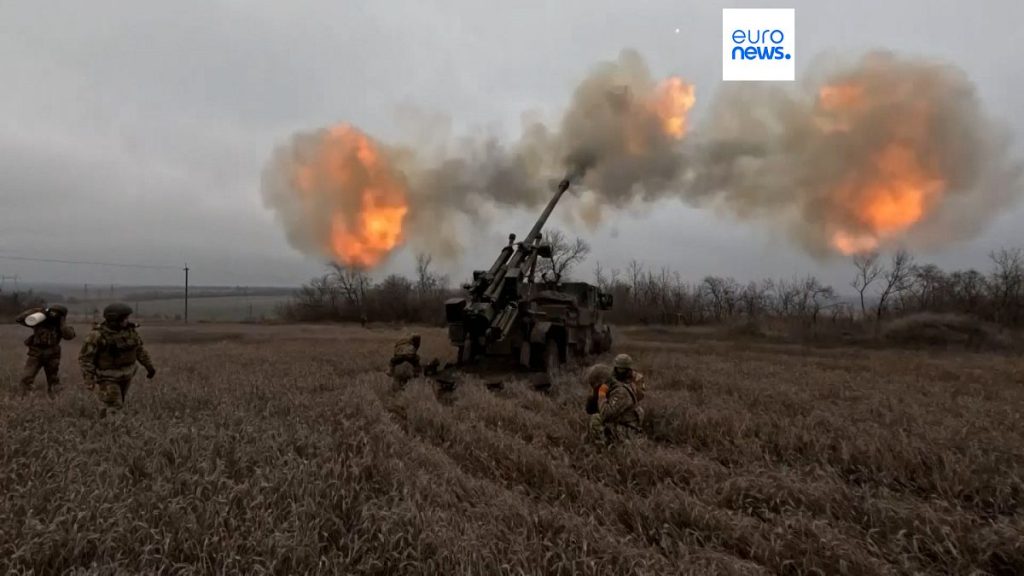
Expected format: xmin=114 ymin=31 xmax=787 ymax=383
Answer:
xmin=613 ymin=353 xmax=633 ymax=370
xmin=103 ymin=302 xmax=134 ymax=320
xmin=47 ymin=304 xmax=68 ymax=316
xmin=584 ymin=363 xmax=613 ymax=389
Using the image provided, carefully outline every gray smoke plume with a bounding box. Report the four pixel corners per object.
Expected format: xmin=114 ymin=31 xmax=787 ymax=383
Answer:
xmin=261 ymin=49 xmax=1022 ymax=267
xmin=389 ymin=48 xmax=695 ymax=257
xmin=685 ymin=51 xmax=1023 ymax=256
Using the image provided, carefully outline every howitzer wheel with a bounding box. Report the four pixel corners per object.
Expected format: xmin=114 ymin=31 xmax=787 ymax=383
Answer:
xmin=543 ymin=338 xmax=561 ymax=384
xmin=458 ymin=336 xmax=474 ymax=365
xmin=600 ymin=326 xmax=613 ymax=352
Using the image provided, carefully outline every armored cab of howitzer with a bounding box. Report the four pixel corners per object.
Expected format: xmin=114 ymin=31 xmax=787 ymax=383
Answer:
xmin=444 ymin=176 xmax=614 ymax=378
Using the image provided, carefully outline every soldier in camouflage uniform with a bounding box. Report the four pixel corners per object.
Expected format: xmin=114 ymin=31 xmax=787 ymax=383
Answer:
xmin=588 ymin=353 xmax=646 ymax=446
xmin=78 ymin=303 xmax=156 ymax=417
xmin=388 ymin=334 xmax=422 ymax=390
xmin=15 ymin=304 xmax=75 ymax=396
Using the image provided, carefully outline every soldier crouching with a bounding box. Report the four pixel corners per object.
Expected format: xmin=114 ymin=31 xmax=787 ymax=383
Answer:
xmin=78 ymin=303 xmax=157 ymax=417
xmin=587 ymin=353 xmax=646 ymax=446
xmin=388 ymin=334 xmax=422 ymax=390
xmin=15 ymin=304 xmax=75 ymax=396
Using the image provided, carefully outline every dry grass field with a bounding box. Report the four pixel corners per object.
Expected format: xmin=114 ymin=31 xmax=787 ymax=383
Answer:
xmin=1 ymin=322 xmax=1023 ymax=575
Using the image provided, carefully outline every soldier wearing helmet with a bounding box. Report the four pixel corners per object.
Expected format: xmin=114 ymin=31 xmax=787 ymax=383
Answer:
xmin=388 ymin=333 xmax=422 ymax=390
xmin=587 ymin=353 xmax=646 ymax=445
xmin=78 ymin=303 xmax=157 ymax=417
xmin=14 ymin=303 xmax=76 ymax=396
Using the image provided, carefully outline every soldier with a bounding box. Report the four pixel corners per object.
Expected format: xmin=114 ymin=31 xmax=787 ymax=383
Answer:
xmin=15 ymin=304 xmax=75 ymax=396
xmin=78 ymin=303 xmax=156 ymax=417
xmin=583 ymin=362 xmax=612 ymax=415
xmin=388 ymin=333 xmax=422 ymax=390
xmin=587 ymin=353 xmax=646 ymax=446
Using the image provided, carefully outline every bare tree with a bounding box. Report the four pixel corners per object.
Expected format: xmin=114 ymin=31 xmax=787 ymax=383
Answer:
xmin=330 ymin=263 xmax=370 ymax=315
xmin=593 ymin=261 xmax=608 ymax=291
xmin=377 ymin=274 xmax=415 ymax=321
xmin=739 ymin=281 xmax=768 ymax=319
xmin=769 ymin=277 xmax=801 ymax=317
xmin=876 ymin=249 xmax=915 ymax=323
xmin=293 ymin=273 xmax=340 ymax=318
xmin=989 ymin=247 xmax=1024 ymax=326
xmin=702 ymin=276 xmax=739 ymax=322
xmin=909 ymin=264 xmax=946 ymax=313
xmin=628 ymin=260 xmax=644 ymax=307
xmin=950 ymin=269 xmax=987 ymax=314
xmin=415 ymin=253 xmax=441 ymax=297
xmin=803 ymin=276 xmax=837 ymax=325
xmin=851 ymin=251 xmax=882 ymax=319
xmin=538 ymin=229 xmax=591 ymax=279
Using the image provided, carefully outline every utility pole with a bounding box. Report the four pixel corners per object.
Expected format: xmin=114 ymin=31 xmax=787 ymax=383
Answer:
xmin=184 ymin=264 xmax=190 ymax=324
xmin=1 ymin=275 xmax=19 ymax=293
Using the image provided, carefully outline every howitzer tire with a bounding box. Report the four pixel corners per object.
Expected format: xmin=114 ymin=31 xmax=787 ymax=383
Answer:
xmin=601 ymin=326 xmax=613 ymax=352
xmin=458 ymin=336 xmax=473 ymax=365
xmin=544 ymin=338 xmax=561 ymax=382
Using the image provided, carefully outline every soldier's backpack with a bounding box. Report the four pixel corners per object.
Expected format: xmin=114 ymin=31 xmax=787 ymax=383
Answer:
xmin=94 ymin=325 xmax=143 ymax=369
xmin=585 ymin=382 xmax=609 ymax=415
xmin=583 ymin=363 xmax=613 ymax=415
xmin=393 ymin=338 xmax=417 ymax=358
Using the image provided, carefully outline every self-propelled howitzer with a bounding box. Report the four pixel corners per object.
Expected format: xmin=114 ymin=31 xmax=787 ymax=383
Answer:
xmin=444 ymin=175 xmax=613 ymax=382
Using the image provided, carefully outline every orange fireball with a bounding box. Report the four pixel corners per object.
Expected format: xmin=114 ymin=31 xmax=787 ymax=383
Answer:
xmin=652 ymin=77 xmax=696 ymax=139
xmin=816 ymin=84 xmax=865 ymax=133
xmin=622 ymin=77 xmax=696 ymax=156
xmin=816 ymin=80 xmax=946 ymax=255
xmin=292 ymin=124 xmax=409 ymax=267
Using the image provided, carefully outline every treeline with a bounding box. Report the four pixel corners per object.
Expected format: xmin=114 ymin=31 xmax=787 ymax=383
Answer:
xmin=595 ymin=248 xmax=1024 ymax=329
xmin=281 ymin=238 xmax=1024 ymax=330
xmin=595 ymin=261 xmax=847 ymax=327
xmin=279 ymin=255 xmax=451 ymax=324
xmin=0 ymin=291 xmax=45 ymax=318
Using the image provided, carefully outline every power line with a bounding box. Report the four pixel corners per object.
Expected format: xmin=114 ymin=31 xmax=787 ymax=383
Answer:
xmin=0 ymin=254 xmax=179 ymax=270
xmin=0 ymin=252 xmax=305 ymax=286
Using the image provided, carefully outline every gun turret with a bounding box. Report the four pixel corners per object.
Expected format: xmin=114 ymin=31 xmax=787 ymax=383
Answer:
xmin=445 ymin=174 xmax=579 ymax=361
xmin=441 ymin=170 xmax=614 ymax=378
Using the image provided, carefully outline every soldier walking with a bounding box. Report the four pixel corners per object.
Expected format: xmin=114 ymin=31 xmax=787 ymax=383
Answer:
xmin=587 ymin=353 xmax=646 ymax=446
xmin=15 ymin=304 xmax=75 ymax=396
xmin=78 ymin=303 xmax=157 ymax=417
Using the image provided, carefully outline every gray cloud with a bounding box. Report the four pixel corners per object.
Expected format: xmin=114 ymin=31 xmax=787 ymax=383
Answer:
xmin=2 ymin=0 xmax=1023 ymax=290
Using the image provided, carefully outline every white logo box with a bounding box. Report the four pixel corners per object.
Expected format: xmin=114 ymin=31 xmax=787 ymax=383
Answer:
xmin=723 ymin=8 xmax=796 ymax=81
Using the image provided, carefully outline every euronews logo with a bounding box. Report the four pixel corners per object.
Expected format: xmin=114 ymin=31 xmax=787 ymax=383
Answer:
xmin=731 ymin=30 xmax=791 ymax=61
xmin=723 ymin=8 xmax=795 ymax=81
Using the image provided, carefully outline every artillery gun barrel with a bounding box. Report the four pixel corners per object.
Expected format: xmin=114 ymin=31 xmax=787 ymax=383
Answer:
xmin=523 ymin=176 xmax=574 ymax=245
xmin=481 ymin=175 xmax=575 ymax=303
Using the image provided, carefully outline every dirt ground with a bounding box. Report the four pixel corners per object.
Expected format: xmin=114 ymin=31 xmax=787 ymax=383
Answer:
xmin=1 ymin=322 xmax=1022 ymax=574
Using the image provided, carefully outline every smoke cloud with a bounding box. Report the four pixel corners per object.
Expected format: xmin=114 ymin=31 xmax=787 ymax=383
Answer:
xmin=686 ymin=51 xmax=1023 ymax=256
xmin=393 ymin=48 xmax=696 ymax=255
xmin=261 ymin=49 xmax=1022 ymax=268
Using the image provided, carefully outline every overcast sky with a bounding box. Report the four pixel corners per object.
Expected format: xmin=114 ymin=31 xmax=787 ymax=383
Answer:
xmin=1 ymin=0 xmax=1021 ymax=291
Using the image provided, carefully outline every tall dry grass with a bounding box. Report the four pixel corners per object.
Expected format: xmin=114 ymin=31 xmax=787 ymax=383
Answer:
xmin=1 ymin=323 xmax=1022 ymax=574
